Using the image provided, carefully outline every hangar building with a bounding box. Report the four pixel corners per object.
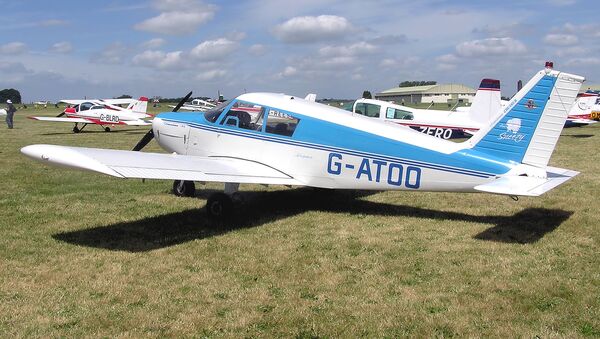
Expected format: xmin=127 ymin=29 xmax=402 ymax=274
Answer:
xmin=375 ymin=83 xmax=476 ymax=104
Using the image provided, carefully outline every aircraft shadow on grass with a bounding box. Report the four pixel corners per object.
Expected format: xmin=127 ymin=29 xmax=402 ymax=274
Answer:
xmin=561 ymin=133 xmax=594 ymax=138
xmin=52 ymin=188 xmax=573 ymax=252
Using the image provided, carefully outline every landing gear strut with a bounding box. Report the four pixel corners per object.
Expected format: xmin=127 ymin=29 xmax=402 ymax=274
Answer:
xmin=172 ymin=180 xmax=195 ymax=197
xmin=72 ymin=123 xmax=88 ymax=133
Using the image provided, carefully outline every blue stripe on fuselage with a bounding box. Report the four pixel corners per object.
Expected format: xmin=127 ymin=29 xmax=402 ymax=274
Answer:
xmin=157 ymin=110 xmax=513 ymax=178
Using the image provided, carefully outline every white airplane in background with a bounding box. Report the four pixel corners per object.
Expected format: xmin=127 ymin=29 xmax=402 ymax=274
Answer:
xmin=169 ymin=98 xmax=217 ymax=112
xmin=349 ymin=78 xmax=502 ymax=139
xmin=29 ymin=96 xmax=151 ymax=133
xmin=558 ymin=91 xmax=597 ymax=127
xmin=22 ymin=65 xmax=583 ymax=219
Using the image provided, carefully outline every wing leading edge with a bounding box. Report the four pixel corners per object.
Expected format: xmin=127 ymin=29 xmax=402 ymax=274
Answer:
xmin=21 ymin=144 xmax=303 ymax=185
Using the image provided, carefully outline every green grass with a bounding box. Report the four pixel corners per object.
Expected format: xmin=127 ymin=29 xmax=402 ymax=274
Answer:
xmin=0 ymin=106 xmax=599 ymax=337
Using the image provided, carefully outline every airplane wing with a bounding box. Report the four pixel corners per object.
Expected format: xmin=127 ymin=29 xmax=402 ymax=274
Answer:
xmin=28 ymin=116 xmax=94 ymax=124
xmin=21 ymin=144 xmax=304 ymax=186
xmin=473 ymin=166 xmax=578 ymax=196
xmin=121 ymin=120 xmax=152 ymax=126
xmin=60 ymin=99 xmax=89 ymax=105
xmin=102 ymin=98 xmax=137 ymax=105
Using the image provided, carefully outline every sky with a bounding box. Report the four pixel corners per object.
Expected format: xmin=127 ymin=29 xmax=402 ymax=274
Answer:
xmin=1 ymin=0 xmax=599 ymax=102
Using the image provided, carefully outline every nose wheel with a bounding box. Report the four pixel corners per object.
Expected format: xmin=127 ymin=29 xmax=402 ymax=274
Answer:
xmin=172 ymin=180 xmax=196 ymax=197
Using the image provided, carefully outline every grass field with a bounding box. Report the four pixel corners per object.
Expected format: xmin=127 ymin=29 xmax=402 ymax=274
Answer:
xmin=0 ymin=106 xmax=599 ymax=337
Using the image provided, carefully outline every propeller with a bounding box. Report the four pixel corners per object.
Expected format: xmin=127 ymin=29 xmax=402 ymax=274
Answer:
xmin=56 ymin=112 xmax=65 ymax=117
xmin=132 ymin=91 xmax=192 ymax=151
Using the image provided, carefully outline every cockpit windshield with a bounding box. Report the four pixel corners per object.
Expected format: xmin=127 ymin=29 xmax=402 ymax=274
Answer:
xmin=204 ymin=100 xmax=230 ymax=123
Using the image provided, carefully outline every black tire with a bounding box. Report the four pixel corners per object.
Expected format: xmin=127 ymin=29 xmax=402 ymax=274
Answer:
xmin=206 ymin=193 xmax=233 ymax=218
xmin=104 ymin=127 xmax=111 ymax=132
xmin=72 ymin=126 xmax=80 ymax=133
xmin=172 ymin=180 xmax=195 ymax=197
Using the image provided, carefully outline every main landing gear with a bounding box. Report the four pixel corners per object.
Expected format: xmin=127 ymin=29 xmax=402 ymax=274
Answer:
xmin=73 ymin=123 xmax=87 ymax=133
xmin=171 ymin=180 xmax=240 ymax=218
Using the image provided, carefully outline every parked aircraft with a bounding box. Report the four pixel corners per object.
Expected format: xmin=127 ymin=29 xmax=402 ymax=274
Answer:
xmin=22 ymin=65 xmax=583 ymax=218
xmin=28 ymin=97 xmax=151 ymax=133
xmin=169 ymin=98 xmax=217 ymax=111
xmin=564 ymin=92 xmax=598 ymax=127
xmin=349 ymin=78 xmax=502 ymax=139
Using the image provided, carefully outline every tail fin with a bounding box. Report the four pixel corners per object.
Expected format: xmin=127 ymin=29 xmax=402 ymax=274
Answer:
xmin=467 ymin=78 xmax=502 ymax=125
xmin=129 ymin=96 xmax=148 ymax=113
xmin=568 ymin=92 xmax=597 ymax=118
xmin=469 ymin=67 xmax=584 ymax=167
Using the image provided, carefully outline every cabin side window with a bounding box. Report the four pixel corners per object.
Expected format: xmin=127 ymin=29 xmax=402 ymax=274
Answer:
xmin=355 ymin=102 xmax=380 ymax=118
xmin=220 ymin=101 xmax=265 ymax=131
xmin=265 ymin=108 xmax=300 ymax=137
xmin=386 ymin=107 xmax=414 ymax=120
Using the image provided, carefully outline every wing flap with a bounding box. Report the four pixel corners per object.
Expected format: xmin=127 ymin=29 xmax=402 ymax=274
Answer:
xmin=474 ymin=167 xmax=578 ymax=196
xmin=21 ymin=144 xmax=302 ymax=185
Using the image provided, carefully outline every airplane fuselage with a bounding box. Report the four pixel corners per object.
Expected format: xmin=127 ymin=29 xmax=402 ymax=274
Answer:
xmin=150 ymin=94 xmax=518 ymax=192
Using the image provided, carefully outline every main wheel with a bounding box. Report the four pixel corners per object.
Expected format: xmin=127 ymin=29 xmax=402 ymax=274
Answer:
xmin=172 ymin=180 xmax=195 ymax=197
xmin=72 ymin=126 xmax=80 ymax=133
xmin=206 ymin=193 xmax=233 ymax=218
xmin=104 ymin=127 xmax=111 ymax=132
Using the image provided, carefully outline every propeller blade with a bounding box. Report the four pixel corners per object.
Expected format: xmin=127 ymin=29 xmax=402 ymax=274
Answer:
xmin=56 ymin=112 xmax=65 ymax=117
xmin=132 ymin=91 xmax=191 ymax=151
xmin=172 ymin=91 xmax=193 ymax=112
xmin=132 ymin=129 xmax=154 ymax=151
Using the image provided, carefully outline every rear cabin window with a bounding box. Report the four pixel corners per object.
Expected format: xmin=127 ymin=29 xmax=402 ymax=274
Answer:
xmin=386 ymin=107 xmax=414 ymax=120
xmin=355 ymin=102 xmax=380 ymax=118
xmin=220 ymin=101 xmax=265 ymax=131
xmin=265 ymin=108 xmax=299 ymax=137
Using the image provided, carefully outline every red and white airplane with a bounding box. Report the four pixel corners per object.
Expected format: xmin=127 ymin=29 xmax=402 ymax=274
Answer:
xmin=29 ymin=97 xmax=151 ymax=133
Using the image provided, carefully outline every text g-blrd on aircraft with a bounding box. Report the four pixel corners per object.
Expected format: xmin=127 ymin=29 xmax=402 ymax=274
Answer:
xmin=22 ymin=65 xmax=583 ymax=217
xmin=28 ymin=97 xmax=151 ymax=133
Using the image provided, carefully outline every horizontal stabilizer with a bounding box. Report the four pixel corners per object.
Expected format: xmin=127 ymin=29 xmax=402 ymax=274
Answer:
xmin=21 ymin=144 xmax=303 ymax=186
xmin=474 ymin=166 xmax=578 ymax=196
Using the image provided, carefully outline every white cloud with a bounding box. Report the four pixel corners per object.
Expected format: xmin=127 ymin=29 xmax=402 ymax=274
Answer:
xmin=281 ymin=66 xmax=297 ymax=77
xmin=319 ymin=42 xmax=377 ymax=58
xmin=436 ymin=54 xmax=460 ymax=64
xmin=134 ymin=0 xmax=217 ymax=35
xmin=543 ymin=33 xmax=579 ymax=46
xmin=0 ymin=42 xmax=27 ymax=55
xmin=190 ymin=38 xmax=238 ymax=61
xmin=141 ymin=38 xmax=166 ymax=49
xmin=566 ymin=57 xmax=600 ymax=66
xmin=132 ymin=50 xmax=188 ymax=70
xmin=39 ymin=19 xmax=68 ymax=27
xmin=273 ymin=15 xmax=353 ymax=43
xmin=249 ymin=44 xmax=266 ymax=56
xmin=196 ymin=69 xmax=226 ymax=81
xmin=50 ymin=41 xmax=73 ymax=54
xmin=456 ymin=37 xmax=527 ymax=57
xmin=91 ymin=43 xmax=128 ymax=64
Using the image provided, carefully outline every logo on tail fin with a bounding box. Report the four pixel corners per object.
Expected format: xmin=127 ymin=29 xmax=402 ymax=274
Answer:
xmin=499 ymin=118 xmax=525 ymax=143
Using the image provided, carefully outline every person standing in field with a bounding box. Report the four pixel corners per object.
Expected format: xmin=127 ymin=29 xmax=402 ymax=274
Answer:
xmin=6 ymin=99 xmax=16 ymax=129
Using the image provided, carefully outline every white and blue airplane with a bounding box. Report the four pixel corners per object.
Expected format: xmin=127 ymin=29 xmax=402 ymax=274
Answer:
xmin=21 ymin=65 xmax=583 ymax=217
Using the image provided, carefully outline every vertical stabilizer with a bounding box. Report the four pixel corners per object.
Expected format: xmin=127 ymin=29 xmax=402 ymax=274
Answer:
xmin=468 ymin=78 xmax=502 ymax=126
xmin=469 ymin=66 xmax=584 ymax=167
xmin=130 ymin=97 xmax=149 ymax=113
